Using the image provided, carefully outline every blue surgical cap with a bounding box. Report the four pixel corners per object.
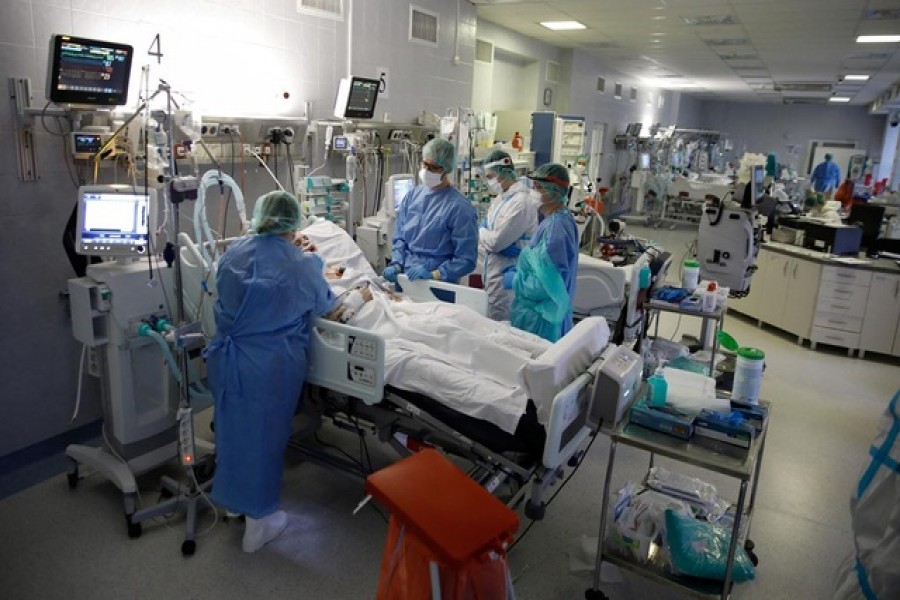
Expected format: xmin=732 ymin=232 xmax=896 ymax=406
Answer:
xmin=528 ymin=162 xmax=570 ymax=202
xmin=423 ymin=138 xmax=456 ymax=173
xmin=252 ymin=190 xmax=302 ymax=235
xmin=483 ymin=149 xmax=516 ymax=179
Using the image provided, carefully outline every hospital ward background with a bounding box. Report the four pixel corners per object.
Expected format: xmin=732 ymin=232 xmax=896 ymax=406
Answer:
xmin=1 ymin=1 xmax=900 ymax=600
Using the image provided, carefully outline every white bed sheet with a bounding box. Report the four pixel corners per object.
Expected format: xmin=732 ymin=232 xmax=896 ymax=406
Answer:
xmin=302 ymin=219 xmax=607 ymax=434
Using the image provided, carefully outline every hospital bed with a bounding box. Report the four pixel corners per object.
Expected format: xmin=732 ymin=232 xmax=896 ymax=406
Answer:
xmin=574 ymin=245 xmax=673 ymax=343
xmin=179 ymin=219 xmax=642 ymax=519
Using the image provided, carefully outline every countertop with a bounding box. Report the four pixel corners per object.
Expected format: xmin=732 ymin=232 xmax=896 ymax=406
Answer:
xmin=761 ymin=241 xmax=900 ymax=275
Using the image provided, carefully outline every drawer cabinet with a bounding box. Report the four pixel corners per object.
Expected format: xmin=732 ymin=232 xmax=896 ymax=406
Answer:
xmin=859 ymin=273 xmax=900 ymax=358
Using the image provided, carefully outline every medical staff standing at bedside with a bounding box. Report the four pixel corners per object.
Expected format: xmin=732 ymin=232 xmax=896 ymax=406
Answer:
xmin=503 ymin=163 xmax=578 ymax=341
xmin=478 ymin=149 xmax=538 ymax=321
xmin=383 ymin=138 xmax=478 ymax=284
xmin=205 ymin=191 xmax=338 ymax=553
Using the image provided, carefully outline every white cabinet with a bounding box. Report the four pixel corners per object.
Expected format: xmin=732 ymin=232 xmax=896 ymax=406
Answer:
xmin=860 ymin=273 xmax=900 ymax=357
xmin=894 ymin=316 xmax=900 ymax=356
xmin=751 ymin=249 xmax=820 ymax=343
xmin=811 ymin=266 xmax=871 ymax=354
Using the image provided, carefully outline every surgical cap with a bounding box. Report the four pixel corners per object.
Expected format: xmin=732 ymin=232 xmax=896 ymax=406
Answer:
xmin=528 ymin=162 xmax=570 ymax=202
xmin=483 ymin=149 xmax=516 ymax=179
xmin=251 ymin=190 xmax=302 ymax=235
xmin=423 ymin=138 xmax=456 ymax=173
xmin=824 ymin=153 xmax=833 ymax=161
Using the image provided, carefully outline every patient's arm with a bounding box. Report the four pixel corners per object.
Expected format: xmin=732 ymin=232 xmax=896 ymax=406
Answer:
xmin=325 ymin=286 xmax=373 ymax=322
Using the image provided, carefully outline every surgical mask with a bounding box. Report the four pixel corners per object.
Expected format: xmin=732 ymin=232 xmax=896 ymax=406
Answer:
xmin=486 ymin=178 xmax=503 ymax=195
xmin=419 ymin=168 xmax=443 ymax=188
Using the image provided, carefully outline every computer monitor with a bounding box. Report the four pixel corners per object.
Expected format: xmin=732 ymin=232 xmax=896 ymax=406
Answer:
xmin=743 ymin=164 xmax=765 ymax=208
xmin=76 ymin=185 xmax=156 ymax=257
xmin=385 ymin=174 xmax=415 ymax=216
xmin=47 ymin=34 xmax=134 ymax=106
xmin=333 ymin=76 xmax=380 ymax=119
xmin=847 ymin=203 xmax=885 ymax=251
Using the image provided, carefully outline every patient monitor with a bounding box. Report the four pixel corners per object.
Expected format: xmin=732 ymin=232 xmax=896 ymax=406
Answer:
xmin=357 ymin=174 xmax=414 ymax=269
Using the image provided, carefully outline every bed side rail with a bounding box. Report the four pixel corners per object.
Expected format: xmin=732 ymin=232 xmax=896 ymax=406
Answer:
xmin=307 ymin=318 xmax=385 ymax=405
xmin=541 ymin=360 xmax=602 ymax=469
xmin=396 ymin=274 xmax=488 ymax=316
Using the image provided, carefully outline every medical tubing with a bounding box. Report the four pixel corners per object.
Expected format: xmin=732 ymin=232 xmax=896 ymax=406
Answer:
xmin=196 ymin=170 xmax=246 ymax=270
xmin=142 ymin=328 xmax=183 ymax=385
xmin=70 ymin=344 xmax=88 ymax=424
xmin=248 ymin=149 xmax=286 ymax=190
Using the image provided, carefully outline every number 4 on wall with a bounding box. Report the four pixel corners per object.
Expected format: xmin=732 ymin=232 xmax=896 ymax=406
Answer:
xmin=148 ymin=34 xmax=163 ymax=64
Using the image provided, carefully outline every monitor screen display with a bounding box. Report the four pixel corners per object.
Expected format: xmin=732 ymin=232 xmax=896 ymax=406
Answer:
xmin=385 ymin=175 xmax=414 ymax=214
xmin=76 ymin=186 xmax=155 ymax=257
xmin=343 ymin=77 xmax=380 ymax=119
xmin=47 ymin=34 xmax=133 ymax=106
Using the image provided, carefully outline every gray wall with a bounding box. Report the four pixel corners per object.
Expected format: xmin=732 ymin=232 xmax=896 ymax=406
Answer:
xmin=694 ymin=101 xmax=886 ymax=175
xmin=0 ymin=0 xmax=475 ymax=457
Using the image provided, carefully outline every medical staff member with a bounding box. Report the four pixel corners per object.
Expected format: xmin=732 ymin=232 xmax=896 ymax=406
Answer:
xmin=478 ymin=149 xmax=537 ymax=321
xmin=205 ymin=191 xmax=337 ymax=553
xmin=809 ymin=153 xmax=841 ymax=198
xmin=505 ymin=163 xmax=579 ymax=341
xmin=383 ymin=138 xmax=478 ymax=283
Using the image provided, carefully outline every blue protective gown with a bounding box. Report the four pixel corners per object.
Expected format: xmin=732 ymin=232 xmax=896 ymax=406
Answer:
xmin=391 ymin=184 xmax=478 ymax=282
xmin=810 ymin=160 xmax=841 ymax=193
xmin=205 ymin=234 xmax=335 ymax=518
xmin=523 ymin=208 xmax=579 ymax=336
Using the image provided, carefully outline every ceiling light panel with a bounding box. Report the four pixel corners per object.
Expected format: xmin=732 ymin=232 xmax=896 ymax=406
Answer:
xmin=540 ymin=20 xmax=587 ymax=31
xmin=842 ymin=74 xmax=870 ymax=81
xmin=829 ymin=97 xmax=852 ymax=103
xmin=856 ymin=35 xmax=900 ymax=43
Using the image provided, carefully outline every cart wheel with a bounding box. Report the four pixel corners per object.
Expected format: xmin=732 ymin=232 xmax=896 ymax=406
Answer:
xmin=584 ymin=589 xmax=609 ymax=600
xmin=524 ymin=500 xmax=546 ymax=521
xmin=744 ymin=539 xmax=755 ymax=552
xmin=126 ymin=516 xmax=142 ymax=539
xmin=181 ymin=540 xmax=196 ymax=556
xmin=67 ymin=470 xmax=79 ymax=489
xmin=747 ymin=549 xmax=759 ymax=567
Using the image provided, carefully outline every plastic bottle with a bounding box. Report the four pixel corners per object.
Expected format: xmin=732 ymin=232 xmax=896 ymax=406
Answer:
xmin=702 ymin=281 xmax=717 ymax=313
xmin=732 ymin=347 xmax=765 ymax=404
xmin=512 ymin=131 xmax=523 ymax=152
xmin=648 ymin=369 xmax=668 ymax=407
xmin=639 ymin=264 xmax=652 ymax=289
xmin=682 ymin=259 xmax=700 ymax=292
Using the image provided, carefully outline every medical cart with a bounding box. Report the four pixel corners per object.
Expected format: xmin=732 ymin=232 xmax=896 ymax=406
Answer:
xmin=644 ymin=299 xmax=727 ymax=376
xmin=586 ymin=400 xmax=770 ymax=600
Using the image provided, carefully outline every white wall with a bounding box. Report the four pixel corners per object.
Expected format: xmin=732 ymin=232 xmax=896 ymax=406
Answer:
xmin=0 ymin=0 xmax=476 ymax=457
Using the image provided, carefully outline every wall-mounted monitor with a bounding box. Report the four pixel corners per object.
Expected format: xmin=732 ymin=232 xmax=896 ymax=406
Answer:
xmin=47 ymin=34 xmax=134 ymax=106
xmin=76 ymin=185 xmax=156 ymax=257
xmin=333 ymin=76 xmax=380 ymax=119
xmin=385 ymin=174 xmax=415 ymax=216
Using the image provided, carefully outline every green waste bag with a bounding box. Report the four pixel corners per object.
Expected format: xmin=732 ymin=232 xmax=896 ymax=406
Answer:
xmin=510 ymin=240 xmax=569 ymax=342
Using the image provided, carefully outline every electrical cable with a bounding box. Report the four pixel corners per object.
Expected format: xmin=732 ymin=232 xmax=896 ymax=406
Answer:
xmin=70 ymin=344 xmax=88 ymax=424
xmin=40 ymin=101 xmax=68 ymax=137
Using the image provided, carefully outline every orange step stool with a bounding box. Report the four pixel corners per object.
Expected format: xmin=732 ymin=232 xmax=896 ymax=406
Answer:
xmin=366 ymin=448 xmax=520 ymax=600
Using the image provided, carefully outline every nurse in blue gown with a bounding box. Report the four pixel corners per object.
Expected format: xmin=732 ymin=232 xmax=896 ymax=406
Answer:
xmin=205 ymin=191 xmax=337 ymax=553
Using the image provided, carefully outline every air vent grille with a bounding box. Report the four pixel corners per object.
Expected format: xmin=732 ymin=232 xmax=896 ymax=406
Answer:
xmin=297 ymin=0 xmax=342 ymax=19
xmin=476 ymin=39 xmax=493 ymax=63
xmin=410 ymin=6 xmax=439 ymax=46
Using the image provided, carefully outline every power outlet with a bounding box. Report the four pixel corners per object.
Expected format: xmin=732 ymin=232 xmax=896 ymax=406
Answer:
xmin=261 ymin=143 xmax=272 ymax=156
xmin=220 ymin=123 xmax=240 ymax=136
xmin=389 ymin=129 xmax=410 ymax=142
xmin=201 ymin=122 xmax=219 ymax=136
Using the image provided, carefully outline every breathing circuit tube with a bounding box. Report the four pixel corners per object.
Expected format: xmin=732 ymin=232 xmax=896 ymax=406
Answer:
xmin=195 ymin=170 xmax=247 ymax=271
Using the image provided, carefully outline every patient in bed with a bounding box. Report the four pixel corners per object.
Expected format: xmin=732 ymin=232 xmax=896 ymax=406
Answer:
xmin=296 ymin=223 xmax=552 ymax=434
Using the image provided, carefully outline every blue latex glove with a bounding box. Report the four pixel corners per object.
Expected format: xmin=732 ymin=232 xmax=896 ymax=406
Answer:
xmin=502 ymin=266 xmax=517 ymax=289
xmin=382 ymin=265 xmax=400 ymax=283
xmin=406 ymin=265 xmax=433 ymax=280
xmin=498 ymin=244 xmax=521 ymax=258
xmin=479 ymin=218 xmax=488 ymax=228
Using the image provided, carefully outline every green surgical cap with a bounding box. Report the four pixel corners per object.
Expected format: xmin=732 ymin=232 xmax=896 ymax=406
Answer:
xmin=528 ymin=162 xmax=570 ymax=202
xmin=423 ymin=138 xmax=456 ymax=173
xmin=483 ymin=149 xmax=515 ymax=178
xmin=252 ymin=190 xmax=302 ymax=235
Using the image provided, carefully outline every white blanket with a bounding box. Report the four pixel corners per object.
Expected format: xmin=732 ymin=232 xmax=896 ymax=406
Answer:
xmin=303 ymin=219 xmax=552 ymax=433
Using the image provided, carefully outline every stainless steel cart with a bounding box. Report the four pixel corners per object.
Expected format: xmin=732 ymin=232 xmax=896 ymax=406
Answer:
xmin=585 ymin=401 xmax=770 ymax=600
